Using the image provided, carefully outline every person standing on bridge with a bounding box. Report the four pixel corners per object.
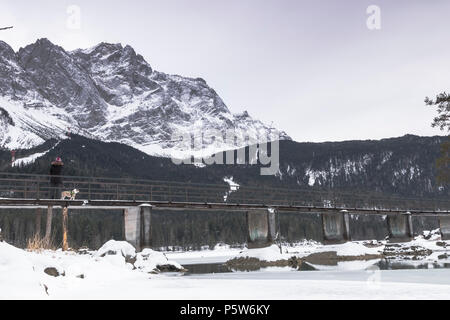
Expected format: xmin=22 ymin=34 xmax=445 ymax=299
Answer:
xmin=50 ymin=157 xmax=64 ymax=199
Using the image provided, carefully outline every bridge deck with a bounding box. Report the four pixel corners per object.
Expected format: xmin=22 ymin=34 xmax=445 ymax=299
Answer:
xmin=0 ymin=198 xmax=448 ymax=216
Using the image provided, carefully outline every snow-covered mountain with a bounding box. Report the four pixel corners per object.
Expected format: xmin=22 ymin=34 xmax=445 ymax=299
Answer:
xmin=0 ymin=38 xmax=290 ymax=157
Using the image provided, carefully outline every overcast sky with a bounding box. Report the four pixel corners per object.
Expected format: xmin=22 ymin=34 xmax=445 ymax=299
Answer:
xmin=1 ymin=0 xmax=449 ymax=142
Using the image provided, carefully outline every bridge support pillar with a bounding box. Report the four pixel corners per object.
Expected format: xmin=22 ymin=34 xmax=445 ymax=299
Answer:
xmin=246 ymin=209 xmax=276 ymax=249
xmin=387 ymin=213 xmax=413 ymax=242
xmin=124 ymin=207 xmax=141 ymax=250
xmin=321 ymin=211 xmax=350 ymax=244
xmin=140 ymin=205 xmax=152 ymax=249
xmin=123 ymin=205 xmax=152 ymax=251
xmin=439 ymin=217 xmax=450 ymax=240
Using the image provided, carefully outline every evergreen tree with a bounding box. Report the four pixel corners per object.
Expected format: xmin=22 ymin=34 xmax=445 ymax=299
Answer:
xmin=425 ymin=93 xmax=450 ymax=184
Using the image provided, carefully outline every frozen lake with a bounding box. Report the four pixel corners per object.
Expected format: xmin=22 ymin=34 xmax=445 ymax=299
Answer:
xmin=3 ymin=236 xmax=450 ymax=299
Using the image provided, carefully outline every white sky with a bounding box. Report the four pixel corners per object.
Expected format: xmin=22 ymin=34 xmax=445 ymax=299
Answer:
xmin=1 ymin=0 xmax=448 ymax=142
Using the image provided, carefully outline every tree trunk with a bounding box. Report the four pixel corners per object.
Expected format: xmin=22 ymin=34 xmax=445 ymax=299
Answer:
xmin=62 ymin=206 xmax=69 ymax=251
xmin=44 ymin=206 xmax=53 ymax=246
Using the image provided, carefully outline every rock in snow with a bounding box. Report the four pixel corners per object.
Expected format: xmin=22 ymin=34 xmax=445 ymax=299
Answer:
xmin=0 ymin=39 xmax=290 ymax=158
xmin=96 ymin=239 xmax=137 ymax=264
xmin=135 ymin=249 xmax=186 ymax=273
xmin=44 ymin=267 xmax=63 ymax=277
xmin=96 ymin=240 xmax=185 ymax=273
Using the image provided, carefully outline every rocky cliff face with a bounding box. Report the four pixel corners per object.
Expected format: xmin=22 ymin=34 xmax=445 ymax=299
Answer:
xmin=0 ymin=39 xmax=290 ymax=157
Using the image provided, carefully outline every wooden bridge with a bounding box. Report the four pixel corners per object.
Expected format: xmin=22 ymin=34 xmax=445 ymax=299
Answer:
xmin=0 ymin=172 xmax=449 ymax=250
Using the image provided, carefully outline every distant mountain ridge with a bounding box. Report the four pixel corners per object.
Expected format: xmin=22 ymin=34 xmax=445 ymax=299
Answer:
xmin=0 ymin=38 xmax=290 ymax=157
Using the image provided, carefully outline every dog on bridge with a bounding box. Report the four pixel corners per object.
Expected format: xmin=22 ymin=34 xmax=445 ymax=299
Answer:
xmin=61 ymin=189 xmax=79 ymax=200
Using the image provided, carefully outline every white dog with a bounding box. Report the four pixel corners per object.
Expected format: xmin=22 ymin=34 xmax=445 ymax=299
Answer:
xmin=61 ymin=189 xmax=79 ymax=200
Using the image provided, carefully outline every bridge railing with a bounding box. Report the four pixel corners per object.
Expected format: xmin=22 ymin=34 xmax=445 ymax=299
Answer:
xmin=0 ymin=172 xmax=448 ymax=211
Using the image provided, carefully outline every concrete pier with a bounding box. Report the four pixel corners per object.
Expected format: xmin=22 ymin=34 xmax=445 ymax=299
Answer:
xmin=246 ymin=209 xmax=277 ymax=249
xmin=124 ymin=207 xmax=141 ymax=249
xmin=123 ymin=205 xmax=152 ymax=251
xmin=321 ymin=211 xmax=350 ymax=243
xmin=140 ymin=205 xmax=152 ymax=249
xmin=439 ymin=217 xmax=450 ymax=240
xmin=387 ymin=213 xmax=413 ymax=242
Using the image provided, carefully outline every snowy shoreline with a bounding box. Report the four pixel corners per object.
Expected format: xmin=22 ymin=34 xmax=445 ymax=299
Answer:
xmin=1 ymin=230 xmax=450 ymax=299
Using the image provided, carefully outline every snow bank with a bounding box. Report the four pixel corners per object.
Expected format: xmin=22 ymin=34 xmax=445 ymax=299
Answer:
xmin=96 ymin=240 xmax=136 ymax=261
xmin=422 ymin=229 xmax=442 ymax=241
xmin=164 ymin=244 xmax=243 ymax=265
xmin=406 ymin=229 xmax=448 ymax=251
xmin=282 ymin=240 xmax=385 ymax=258
xmin=236 ymin=245 xmax=285 ymax=262
xmin=0 ymin=241 xmax=47 ymax=298
xmin=309 ymin=259 xmax=382 ymax=271
xmin=0 ymin=239 xmax=188 ymax=299
xmin=322 ymin=242 xmax=383 ymax=257
xmin=135 ymin=249 xmax=184 ymax=273
xmin=95 ymin=240 xmax=184 ymax=273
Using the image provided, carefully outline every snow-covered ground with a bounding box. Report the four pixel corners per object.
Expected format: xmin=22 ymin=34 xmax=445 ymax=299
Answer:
xmin=42 ymin=269 xmax=450 ymax=300
xmin=2 ymin=231 xmax=450 ymax=299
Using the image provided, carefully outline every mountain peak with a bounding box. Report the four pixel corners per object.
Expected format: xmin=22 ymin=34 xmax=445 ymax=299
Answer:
xmin=0 ymin=41 xmax=15 ymax=62
xmin=0 ymin=40 xmax=14 ymax=53
xmin=0 ymin=39 xmax=290 ymax=158
xmin=237 ymin=110 xmax=250 ymax=118
xmin=17 ymin=38 xmax=68 ymax=67
xmin=35 ymin=37 xmax=54 ymax=46
xmin=21 ymin=38 xmax=62 ymax=52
